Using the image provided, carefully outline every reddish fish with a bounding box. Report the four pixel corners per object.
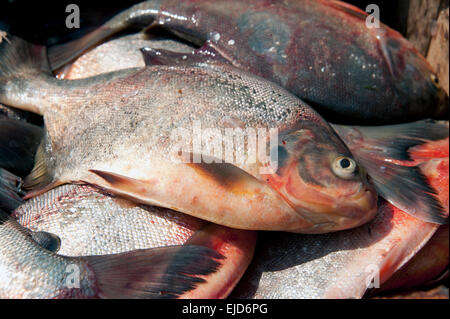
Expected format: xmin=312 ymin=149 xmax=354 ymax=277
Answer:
xmin=231 ymin=134 xmax=449 ymax=298
xmin=373 ymin=224 xmax=448 ymax=294
xmin=47 ymin=0 xmax=448 ymax=123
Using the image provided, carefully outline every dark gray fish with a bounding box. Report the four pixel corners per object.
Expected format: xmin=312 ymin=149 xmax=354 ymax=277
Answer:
xmin=0 ymin=168 xmax=24 ymax=211
xmin=0 ymin=117 xmax=43 ymax=177
xmin=47 ymin=0 xmax=448 ymax=124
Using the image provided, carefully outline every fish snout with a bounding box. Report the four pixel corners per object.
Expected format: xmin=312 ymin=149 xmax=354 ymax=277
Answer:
xmin=337 ymin=184 xmax=378 ymax=230
xmin=293 ymin=183 xmax=378 ymax=234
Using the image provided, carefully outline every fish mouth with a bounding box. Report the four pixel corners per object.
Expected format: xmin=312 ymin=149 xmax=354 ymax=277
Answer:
xmin=333 ymin=186 xmax=378 ymax=230
xmin=280 ymin=184 xmax=378 ymax=234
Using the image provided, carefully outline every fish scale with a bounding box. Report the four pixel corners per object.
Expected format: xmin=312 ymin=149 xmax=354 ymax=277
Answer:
xmin=37 ymin=64 xmax=307 ymax=191
xmin=0 ymin=207 xmax=227 ymax=298
xmin=14 ymin=184 xmax=206 ymax=256
xmin=0 ymin=211 xmax=96 ymax=298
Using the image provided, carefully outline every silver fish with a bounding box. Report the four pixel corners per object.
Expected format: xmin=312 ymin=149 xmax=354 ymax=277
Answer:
xmin=0 ymin=208 xmax=224 ymax=299
xmin=12 ymin=184 xmax=257 ymax=298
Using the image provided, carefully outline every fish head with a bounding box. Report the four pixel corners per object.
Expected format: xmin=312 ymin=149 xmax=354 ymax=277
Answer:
xmin=263 ymin=122 xmax=377 ymax=233
xmin=380 ymin=32 xmax=448 ymax=118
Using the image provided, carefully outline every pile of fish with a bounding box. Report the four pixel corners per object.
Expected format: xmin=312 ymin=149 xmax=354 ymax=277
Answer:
xmin=0 ymin=0 xmax=448 ymax=299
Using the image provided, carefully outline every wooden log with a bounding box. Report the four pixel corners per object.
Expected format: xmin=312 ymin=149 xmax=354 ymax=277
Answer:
xmin=407 ymin=0 xmax=443 ymax=55
xmin=427 ymin=7 xmax=449 ymax=95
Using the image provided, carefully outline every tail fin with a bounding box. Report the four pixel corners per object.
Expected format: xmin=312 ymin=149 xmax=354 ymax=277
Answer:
xmin=182 ymin=224 xmax=257 ymax=298
xmin=0 ymin=168 xmax=24 ymax=212
xmin=48 ymin=1 xmax=159 ymax=70
xmin=0 ymin=31 xmax=51 ymax=114
xmin=85 ymin=245 xmax=224 ymax=299
xmin=0 ymin=118 xmax=43 ymax=176
xmin=0 ymin=31 xmax=51 ymax=79
xmin=332 ymin=120 xmax=449 ymax=224
xmin=48 ymin=27 xmax=120 ymax=72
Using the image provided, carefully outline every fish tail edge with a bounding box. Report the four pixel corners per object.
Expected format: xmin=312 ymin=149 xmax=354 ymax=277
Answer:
xmin=332 ymin=120 xmax=449 ymax=224
xmin=84 ymin=245 xmax=224 ymax=299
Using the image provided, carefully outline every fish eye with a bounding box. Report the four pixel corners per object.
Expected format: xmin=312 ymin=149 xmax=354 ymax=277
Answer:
xmin=430 ymin=74 xmax=440 ymax=88
xmin=331 ymin=156 xmax=358 ymax=179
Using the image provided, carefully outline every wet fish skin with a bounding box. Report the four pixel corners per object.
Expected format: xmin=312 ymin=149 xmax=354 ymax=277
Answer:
xmin=13 ymin=184 xmax=206 ymax=256
xmin=0 ymin=208 xmax=226 ymax=299
xmin=231 ymin=135 xmax=449 ymax=299
xmin=0 ymin=32 xmax=377 ymax=233
xmin=57 ymin=33 xmax=194 ymax=80
xmin=48 ymin=0 xmax=448 ymax=124
xmin=0 ymin=209 xmax=94 ymax=298
xmin=12 ymin=184 xmax=257 ymax=298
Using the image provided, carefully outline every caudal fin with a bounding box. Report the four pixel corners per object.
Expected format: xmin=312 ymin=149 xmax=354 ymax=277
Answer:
xmin=85 ymin=245 xmax=224 ymax=299
xmin=332 ymin=120 xmax=449 ymax=224
xmin=0 ymin=31 xmax=51 ymax=114
xmin=48 ymin=1 xmax=158 ymax=70
xmin=48 ymin=27 xmax=119 ymax=71
xmin=0 ymin=31 xmax=50 ymax=79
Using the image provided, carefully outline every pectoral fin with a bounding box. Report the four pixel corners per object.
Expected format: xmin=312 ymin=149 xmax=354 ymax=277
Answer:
xmin=87 ymin=169 xmax=166 ymax=207
xmin=87 ymin=161 xmax=299 ymax=232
